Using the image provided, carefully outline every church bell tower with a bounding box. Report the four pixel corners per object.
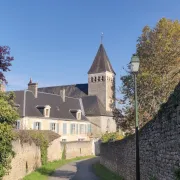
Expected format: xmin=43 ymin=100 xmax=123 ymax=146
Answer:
xmin=88 ymin=43 xmax=116 ymax=112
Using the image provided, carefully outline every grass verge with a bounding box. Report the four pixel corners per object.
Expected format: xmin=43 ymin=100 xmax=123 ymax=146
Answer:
xmin=93 ymin=163 xmax=124 ymax=180
xmin=23 ymin=155 xmax=94 ymax=180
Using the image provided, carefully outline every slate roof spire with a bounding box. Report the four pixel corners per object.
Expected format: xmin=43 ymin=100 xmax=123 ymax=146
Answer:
xmin=88 ymin=43 xmax=115 ymax=74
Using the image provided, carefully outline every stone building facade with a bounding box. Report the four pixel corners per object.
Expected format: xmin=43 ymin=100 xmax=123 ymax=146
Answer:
xmin=10 ymin=43 xmax=116 ymax=139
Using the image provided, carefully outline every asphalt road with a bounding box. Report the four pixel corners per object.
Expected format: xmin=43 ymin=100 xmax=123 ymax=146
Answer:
xmin=48 ymin=157 xmax=99 ymax=180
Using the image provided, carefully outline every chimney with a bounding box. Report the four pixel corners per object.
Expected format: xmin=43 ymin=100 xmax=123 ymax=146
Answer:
xmin=0 ymin=81 xmax=5 ymax=92
xmin=28 ymin=78 xmax=38 ymax=98
xmin=60 ymin=88 xmax=65 ymax=102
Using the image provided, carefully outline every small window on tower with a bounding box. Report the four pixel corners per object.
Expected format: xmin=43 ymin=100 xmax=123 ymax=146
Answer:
xmin=98 ymin=76 xmax=101 ymax=81
xmin=94 ymin=77 xmax=97 ymax=82
xmin=91 ymin=77 xmax=93 ymax=82
xmin=101 ymin=76 xmax=104 ymax=81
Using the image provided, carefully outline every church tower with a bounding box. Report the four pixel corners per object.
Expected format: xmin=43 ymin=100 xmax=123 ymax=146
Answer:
xmin=88 ymin=43 xmax=116 ymax=112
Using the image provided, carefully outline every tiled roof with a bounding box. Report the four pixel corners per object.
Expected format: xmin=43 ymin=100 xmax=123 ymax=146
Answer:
xmin=13 ymin=90 xmax=87 ymax=120
xmin=88 ymin=44 xmax=115 ymax=74
xmin=38 ymin=84 xmax=88 ymax=98
xmin=82 ymin=96 xmax=113 ymax=116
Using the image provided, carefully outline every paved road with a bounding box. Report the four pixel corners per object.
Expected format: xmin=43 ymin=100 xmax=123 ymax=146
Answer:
xmin=48 ymin=157 xmax=99 ymax=180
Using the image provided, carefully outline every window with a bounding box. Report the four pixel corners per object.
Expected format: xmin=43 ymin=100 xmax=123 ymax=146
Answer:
xmin=70 ymin=123 xmax=76 ymax=134
xmin=91 ymin=77 xmax=93 ymax=82
xmin=62 ymin=139 xmax=66 ymax=142
xmin=63 ymin=123 xmax=67 ymax=135
xmin=50 ymin=123 xmax=55 ymax=131
xmin=76 ymin=111 xmax=81 ymax=120
xmin=45 ymin=109 xmax=49 ymax=116
xmin=15 ymin=120 xmax=20 ymax=129
xmin=34 ymin=122 xmax=41 ymax=130
xmin=101 ymin=76 xmax=104 ymax=81
xmin=94 ymin=77 xmax=97 ymax=82
xmin=98 ymin=76 xmax=101 ymax=81
xmin=50 ymin=123 xmax=59 ymax=133
xmin=80 ymin=124 xmax=85 ymax=134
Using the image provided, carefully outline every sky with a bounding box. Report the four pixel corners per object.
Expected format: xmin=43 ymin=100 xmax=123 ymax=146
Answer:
xmin=0 ymin=0 xmax=179 ymax=91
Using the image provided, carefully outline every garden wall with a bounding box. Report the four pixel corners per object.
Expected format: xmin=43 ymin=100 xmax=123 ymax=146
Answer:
xmin=61 ymin=141 xmax=93 ymax=159
xmin=3 ymin=136 xmax=92 ymax=180
xmin=100 ymin=82 xmax=180 ymax=180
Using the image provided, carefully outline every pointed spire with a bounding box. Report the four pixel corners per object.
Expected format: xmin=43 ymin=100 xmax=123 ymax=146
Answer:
xmin=88 ymin=44 xmax=115 ymax=75
xmin=28 ymin=78 xmax=32 ymax=85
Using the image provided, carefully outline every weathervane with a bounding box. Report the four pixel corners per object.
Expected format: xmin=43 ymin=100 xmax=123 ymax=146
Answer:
xmin=101 ymin=32 xmax=104 ymax=44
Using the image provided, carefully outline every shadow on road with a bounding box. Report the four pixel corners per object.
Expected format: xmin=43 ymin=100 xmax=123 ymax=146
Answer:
xmin=72 ymin=157 xmax=99 ymax=180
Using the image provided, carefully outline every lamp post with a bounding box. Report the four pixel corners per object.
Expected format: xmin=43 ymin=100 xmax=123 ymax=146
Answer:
xmin=130 ymin=55 xmax=140 ymax=180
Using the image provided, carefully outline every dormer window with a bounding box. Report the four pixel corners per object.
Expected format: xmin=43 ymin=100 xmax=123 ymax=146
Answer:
xmin=76 ymin=111 xmax=81 ymax=120
xmin=70 ymin=109 xmax=82 ymax=120
xmin=36 ymin=105 xmax=51 ymax=118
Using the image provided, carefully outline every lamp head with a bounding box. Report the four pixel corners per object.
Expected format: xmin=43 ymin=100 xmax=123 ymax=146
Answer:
xmin=130 ymin=55 xmax=140 ymax=73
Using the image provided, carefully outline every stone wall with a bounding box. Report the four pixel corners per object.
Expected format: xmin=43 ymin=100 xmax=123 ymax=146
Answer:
xmin=100 ymin=83 xmax=180 ymax=180
xmin=61 ymin=141 xmax=93 ymax=159
xmin=3 ymin=137 xmax=92 ymax=180
xmin=87 ymin=116 xmax=116 ymax=137
xmin=3 ymin=140 xmax=41 ymax=180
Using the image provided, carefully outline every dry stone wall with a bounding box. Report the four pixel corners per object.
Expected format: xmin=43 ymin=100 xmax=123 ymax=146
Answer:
xmin=100 ymin=82 xmax=180 ymax=180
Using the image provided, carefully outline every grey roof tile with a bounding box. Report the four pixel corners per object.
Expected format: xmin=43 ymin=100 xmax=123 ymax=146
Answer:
xmin=13 ymin=90 xmax=87 ymax=120
xmin=88 ymin=44 xmax=115 ymax=74
xmin=38 ymin=84 xmax=88 ymax=98
xmin=82 ymin=95 xmax=113 ymax=116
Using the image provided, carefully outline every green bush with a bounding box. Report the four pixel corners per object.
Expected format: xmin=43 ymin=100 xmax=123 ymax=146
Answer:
xmin=0 ymin=92 xmax=19 ymax=179
xmin=175 ymin=168 xmax=180 ymax=180
xmin=61 ymin=144 xmax=66 ymax=160
xmin=101 ymin=132 xmax=124 ymax=143
xmin=0 ymin=123 xmax=15 ymax=179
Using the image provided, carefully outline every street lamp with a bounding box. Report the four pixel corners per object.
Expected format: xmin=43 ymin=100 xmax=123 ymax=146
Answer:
xmin=130 ymin=55 xmax=140 ymax=180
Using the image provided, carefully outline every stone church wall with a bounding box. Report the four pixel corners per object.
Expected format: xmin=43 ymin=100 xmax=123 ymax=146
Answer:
xmin=100 ymin=83 xmax=180 ymax=180
xmin=87 ymin=116 xmax=116 ymax=137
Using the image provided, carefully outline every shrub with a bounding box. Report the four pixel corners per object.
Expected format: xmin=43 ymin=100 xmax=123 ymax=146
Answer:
xmin=62 ymin=144 xmax=66 ymax=160
xmin=175 ymin=168 xmax=180 ymax=180
xmin=101 ymin=132 xmax=124 ymax=143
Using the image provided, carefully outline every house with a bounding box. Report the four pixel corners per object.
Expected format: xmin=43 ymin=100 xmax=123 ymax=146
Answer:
xmin=4 ymin=42 xmax=117 ymax=141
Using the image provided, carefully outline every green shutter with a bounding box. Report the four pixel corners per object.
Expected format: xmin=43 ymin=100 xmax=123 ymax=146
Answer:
xmin=56 ymin=123 xmax=59 ymax=133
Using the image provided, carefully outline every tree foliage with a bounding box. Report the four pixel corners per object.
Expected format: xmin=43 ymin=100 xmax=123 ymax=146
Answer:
xmin=0 ymin=46 xmax=14 ymax=83
xmin=116 ymin=18 xmax=180 ymax=133
xmin=0 ymin=93 xmax=19 ymax=178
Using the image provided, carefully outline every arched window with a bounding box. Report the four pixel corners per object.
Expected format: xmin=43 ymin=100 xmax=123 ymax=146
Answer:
xmin=101 ymin=76 xmax=104 ymax=81
xmin=91 ymin=77 xmax=93 ymax=82
xmin=94 ymin=77 xmax=97 ymax=82
xmin=98 ymin=76 xmax=101 ymax=81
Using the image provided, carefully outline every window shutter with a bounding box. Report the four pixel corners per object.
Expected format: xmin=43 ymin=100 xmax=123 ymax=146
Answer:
xmin=63 ymin=123 xmax=67 ymax=135
xmin=33 ymin=122 xmax=36 ymax=130
xmin=39 ymin=122 xmax=41 ymax=130
xmin=70 ymin=124 xmax=73 ymax=134
xmin=56 ymin=123 xmax=59 ymax=133
xmin=76 ymin=124 xmax=78 ymax=134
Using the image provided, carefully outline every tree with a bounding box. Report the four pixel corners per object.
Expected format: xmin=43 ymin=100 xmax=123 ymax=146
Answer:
xmin=0 ymin=92 xmax=19 ymax=178
xmin=0 ymin=45 xmax=18 ymax=178
xmin=0 ymin=46 xmax=14 ymax=83
xmin=116 ymin=18 xmax=180 ymax=133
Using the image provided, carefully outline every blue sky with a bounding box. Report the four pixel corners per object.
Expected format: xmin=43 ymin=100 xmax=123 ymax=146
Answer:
xmin=0 ymin=0 xmax=179 ymax=91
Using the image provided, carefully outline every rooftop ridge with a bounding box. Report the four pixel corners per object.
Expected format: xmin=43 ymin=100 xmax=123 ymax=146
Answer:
xmin=38 ymin=83 xmax=88 ymax=89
